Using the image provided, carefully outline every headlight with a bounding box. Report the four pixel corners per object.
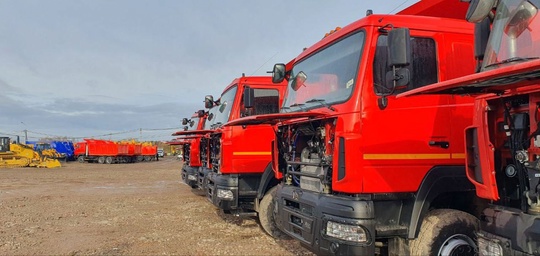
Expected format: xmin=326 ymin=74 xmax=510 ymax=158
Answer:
xmin=217 ymin=189 xmax=234 ymax=200
xmin=478 ymin=237 xmax=503 ymax=256
xmin=325 ymin=220 xmax=368 ymax=242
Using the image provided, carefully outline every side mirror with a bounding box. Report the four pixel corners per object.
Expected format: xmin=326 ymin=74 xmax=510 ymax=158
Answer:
xmin=219 ymin=101 xmax=227 ymax=113
xmin=204 ymin=95 xmax=214 ymax=109
xmin=197 ymin=109 xmax=205 ymax=117
xmin=466 ymin=0 xmax=496 ymax=23
xmin=387 ymin=28 xmax=411 ymax=67
xmin=182 ymin=118 xmax=189 ymax=125
xmin=271 ymin=63 xmax=286 ymax=83
xmin=291 ymin=71 xmax=307 ymax=91
xmin=183 ymin=126 xmax=188 ymax=131
xmin=243 ymin=86 xmax=255 ymax=108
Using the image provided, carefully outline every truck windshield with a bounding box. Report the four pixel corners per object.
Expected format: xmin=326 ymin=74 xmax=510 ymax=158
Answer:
xmin=282 ymin=31 xmax=365 ymax=111
xmin=483 ymin=0 xmax=540 ymax=70
xmin=204 ymin=107 xmax=220 ymax=130
xmin=212 ymin=86 xmax=238 ymax=126
xmin=186 ymin=117 xmax=200 ymax=131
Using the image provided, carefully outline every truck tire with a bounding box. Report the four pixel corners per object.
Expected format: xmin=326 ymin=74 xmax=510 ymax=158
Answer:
xmin=410 ymin=209 xmax=478 ymax=256
xmin=77 ymin=156 xmax=85 ymax=163
xmin=98 ymin=156 xmax=105 ymax=164
xmin=259 ymin=186 xmax=282 ymax=238
xmin=105 ymin=156 xmax=113 ymax=164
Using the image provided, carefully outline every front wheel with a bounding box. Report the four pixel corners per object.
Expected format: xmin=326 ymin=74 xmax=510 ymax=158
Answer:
xmin=258 ymin=186 xmax=283 ymax=238
xmin=410 ymin=209 xmax=478 ymax=256
xmin=77 ymin=155 xmax=85 ymax=163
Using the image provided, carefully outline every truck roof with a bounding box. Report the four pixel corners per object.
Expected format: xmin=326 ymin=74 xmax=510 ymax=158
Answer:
xmin=397 ymin=0 xmax=469 ymax=19
xmin=221 ymin=75 xmax=284 ymax=95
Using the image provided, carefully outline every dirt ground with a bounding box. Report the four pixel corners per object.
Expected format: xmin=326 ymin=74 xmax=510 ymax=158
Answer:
xmin=0 ymin=157 xmax=312 ymax=255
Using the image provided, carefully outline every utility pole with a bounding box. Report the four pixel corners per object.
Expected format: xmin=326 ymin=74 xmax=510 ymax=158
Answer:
xmin=21 ymin=122 xmax=27 ymax=143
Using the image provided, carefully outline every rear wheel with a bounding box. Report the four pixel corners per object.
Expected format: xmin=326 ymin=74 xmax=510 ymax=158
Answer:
xmin=410 ymin=209 xmax=478 ymax=256
xmin=259 ymin=186 xmax=283 ymax=238
xmin=105 ymin=156 xmax=113 ymax=164
xmin=97 ymin=156 xmax=105 ymax=164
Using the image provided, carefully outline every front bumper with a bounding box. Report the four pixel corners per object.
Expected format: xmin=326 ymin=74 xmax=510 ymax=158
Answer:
xmin=478 ymin=206 xmax=540 ymax=255
xmin=206 ymin=172 xmax=238 ymax=211
xmin=275 ymin=184 xmax=375 ymax=256
xmin=181 ymin=165 xmax=199 ymax=188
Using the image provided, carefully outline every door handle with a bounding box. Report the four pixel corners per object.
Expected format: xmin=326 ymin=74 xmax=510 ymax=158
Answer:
xmin=429 ymin=141 xmax=449 ymax=149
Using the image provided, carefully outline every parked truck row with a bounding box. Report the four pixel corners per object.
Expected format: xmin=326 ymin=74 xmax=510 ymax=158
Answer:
xmin=74 ymin=139 xmax=159 ymax=164
xmin=171 ymin=0 xmax=540 ymax=255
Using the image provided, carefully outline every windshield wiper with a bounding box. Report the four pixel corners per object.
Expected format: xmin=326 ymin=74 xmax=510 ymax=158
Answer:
xmin=305 ymin=98 xmax=336 ymax=111
xmin=484 ymin=57 xmax=540 ymax=69
xmin=211 ymin=122 xmax=223 ymax=129
xmin=288 ymin=103 xmax=306 ymax=112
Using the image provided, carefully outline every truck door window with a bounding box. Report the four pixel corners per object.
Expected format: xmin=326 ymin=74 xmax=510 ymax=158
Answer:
xmin=374 ymin=36 xmax=437 ymax=94
xmin=242 ymin=89 xmax=279 ymax=116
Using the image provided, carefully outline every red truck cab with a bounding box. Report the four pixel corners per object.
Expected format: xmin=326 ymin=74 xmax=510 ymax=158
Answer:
xmin=203 ymin=76 xmax=287 ymax=235
xmin=174 ymin=110 xmax=207 ymax=188
xmin=228 ymin=11 xmax=478 ymax=255
xmin=400 ymin=0 xmax=540 ymax=254
xmin=173 ymin=76 xmax=286 ymax=201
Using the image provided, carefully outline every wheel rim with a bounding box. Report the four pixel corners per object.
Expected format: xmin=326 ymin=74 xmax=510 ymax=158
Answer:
xmin=438 ymin=234 xmax=476 ymax=256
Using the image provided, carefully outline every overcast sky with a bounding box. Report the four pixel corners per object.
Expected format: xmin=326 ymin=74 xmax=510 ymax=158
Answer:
xmin=0 ymin=0 xmax=415 ymax=142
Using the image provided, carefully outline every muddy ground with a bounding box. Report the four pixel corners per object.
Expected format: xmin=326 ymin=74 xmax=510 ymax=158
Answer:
xmin=0 ymin=157 xmax=312 ymax=255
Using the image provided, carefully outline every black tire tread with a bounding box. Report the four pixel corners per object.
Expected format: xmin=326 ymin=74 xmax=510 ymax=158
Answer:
xmin=259 ymin=186 xmax=282 ymax=238
xmin=410 ymin=209 xmax=478 ymax=256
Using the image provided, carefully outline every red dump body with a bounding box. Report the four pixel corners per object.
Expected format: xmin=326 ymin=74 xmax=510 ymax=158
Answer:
xmin=117 ymin=143 xmax=129 ymax=156
xmin=74 ymin=139 xmax=118 ymax=156
xmin=141 ymin=145 xmax=157 ymax=156
xmin=127 ymin=143 xmax=142 ymax=156
xmin=74 ymin=139 xmax=153 ymax=163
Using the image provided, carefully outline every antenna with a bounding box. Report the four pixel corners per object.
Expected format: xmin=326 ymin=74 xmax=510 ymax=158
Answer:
xmin=389 ymin=0 xmax=411 ymax=14
xmin=250 ymin=51 xmax=279 ymax=76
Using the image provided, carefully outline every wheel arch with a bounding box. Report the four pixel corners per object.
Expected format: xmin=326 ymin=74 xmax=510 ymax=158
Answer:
xmin=406 ymin=166 xmax=476 ymax=239
xmin=256 ymin=163 xmax=279 ymax=200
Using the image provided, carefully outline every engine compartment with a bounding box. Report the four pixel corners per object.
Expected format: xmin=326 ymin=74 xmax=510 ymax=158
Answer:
xmin=277 ymin=119 xmax=336 ymax=193
xmin=487 ymin=92 xmax=540 ymax=213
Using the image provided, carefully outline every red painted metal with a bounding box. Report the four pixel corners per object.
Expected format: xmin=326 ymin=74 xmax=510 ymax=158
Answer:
xmin=398 ymin=0 xmax=470 ymax=20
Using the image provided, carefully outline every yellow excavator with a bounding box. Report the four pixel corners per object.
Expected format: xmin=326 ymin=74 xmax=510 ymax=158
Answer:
xmin=31 ymin=142 xmax=66 ymax=161
xmin=0 ymin=137 xmax=62 ymax=168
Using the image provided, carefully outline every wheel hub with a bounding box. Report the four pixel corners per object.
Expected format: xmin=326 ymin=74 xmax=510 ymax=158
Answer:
xmin=438 ymin=234 xmax=476 ymax=256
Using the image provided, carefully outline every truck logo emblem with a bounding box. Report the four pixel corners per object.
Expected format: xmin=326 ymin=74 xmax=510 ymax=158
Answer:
xmin=292 ymin=190 xmax=301 ymax=200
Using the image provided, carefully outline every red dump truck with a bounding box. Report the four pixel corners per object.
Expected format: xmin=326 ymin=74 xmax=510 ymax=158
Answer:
xmin=171 ymin=110 xmax=207 ymax=188
xmin=75 ymin=139 xmax=156 ymax=163
xmin=173 ymin=76 xmax=284 ymax=197
xmin=400 ymin=0 xmax=540 ymax=254
xmin=226 ymin=4 xmax=480 ymax=255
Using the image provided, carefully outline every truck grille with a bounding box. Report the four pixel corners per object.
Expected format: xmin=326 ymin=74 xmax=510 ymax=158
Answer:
xmin=210 ymin=134 xmax=221 ymax=173
xmin=200 ymin=137 xmax=209 ymax=168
